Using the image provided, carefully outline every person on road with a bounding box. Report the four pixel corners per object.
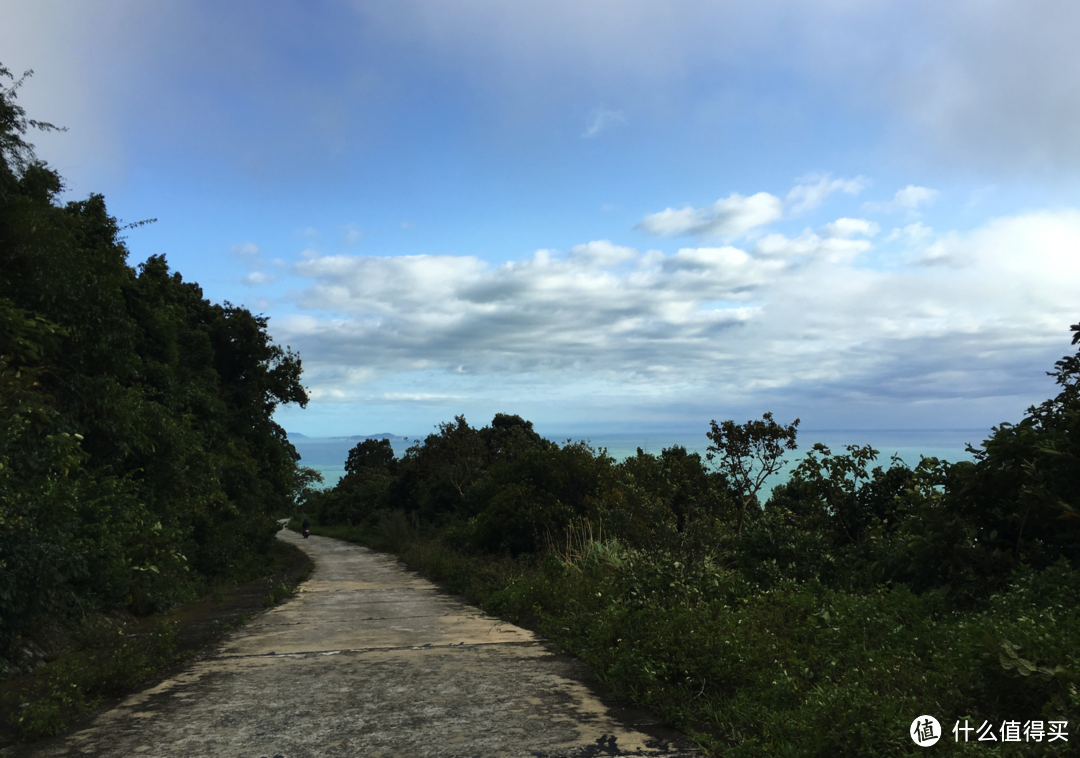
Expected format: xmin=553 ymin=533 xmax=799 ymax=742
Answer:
xmin=301 ymin=517 xmax=310 ymax=538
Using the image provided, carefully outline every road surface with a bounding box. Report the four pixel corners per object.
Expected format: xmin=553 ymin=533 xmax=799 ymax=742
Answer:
xmin=24 ymin=527 xmax=699 ymax=757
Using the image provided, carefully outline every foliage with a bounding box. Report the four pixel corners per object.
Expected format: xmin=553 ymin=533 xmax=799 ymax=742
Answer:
xmin=0 ymin=65 xmax=309 ymax=665
xmin=262 ymin=581 xmax=296 ymax=608
xmin=0 ymin=66 xmax=67 ymax=180
xmin=345 ymin=438 xmax=397 ymax=475
xmin=867 ymin=322 xmax=1080 ymax=607
xmin=7 ymin=621 xmax=179 ymax=742
xmin=706 ymin=412 xmax=800 ymax=534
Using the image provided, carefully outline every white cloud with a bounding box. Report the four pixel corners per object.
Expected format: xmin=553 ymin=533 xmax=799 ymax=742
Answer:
xmin=231 ymin=242 xmax=260 ymax=258
xmin=242 ymin=271 xmax=275 ymax=285
xmin=293 ymin=254 xmax=489 ymax=314
xmin=233 ymin=242 xmax=269 ymax=279
xmin=753 ymin=230 xmax=872 ymax=263
xmin=894 ymin=186 xmax=938 ymax=209
xmin=660 ymin=246 xmax=785 ymax=295
xmin=582 ymin=105 xmax=626 ymax=138
xmin=381 ymin=392 xmax=462 ymax=402
xmin=787 ymin=175 xmax=866 ymax=214
xmin=636 ymin=192 xmax=782 ymax=238
xmin=914 ymin=211 xmax=1080 ymax=281
xmin=885 ymin=222 xmax=933 ymax=244
xmin=863 ymin=185 xmax=939 ymax=214
xmin=279 ymin=209 xmax=1080 ymax=416
xmin=820 ymin=218 xmax=879 ymax=239
xmin=568 ymin=240 xmax=638 ymax=266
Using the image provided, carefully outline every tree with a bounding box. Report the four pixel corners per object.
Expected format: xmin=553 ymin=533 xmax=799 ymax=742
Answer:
xmin=0 ymin=64 xmax=312 ymax=653
xmin=419 ymin=415 xmax=488 ymax=504
xmin=0 ymin=66 xmax=66 ymax=182
xmin=786 ymin=443 xmax=882 ymax=544
xmin=706 ymin=412 xmax=799 ymax=534
xmin=479 ymin=413 xmax=552 ymax=461
xmin=941 ymin=320 xmax=1080 ymax=572
xmin=345 ymin=438 xmax=396 ymax=475
xmin=875 ymin=320 xmax=1080 ymax=604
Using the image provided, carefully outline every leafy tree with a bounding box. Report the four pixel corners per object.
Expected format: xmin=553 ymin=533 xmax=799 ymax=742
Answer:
xmin=0 ymin=64 xmax=310 ymax=659
xmin=966 ymin=320 xmax=1080 ymax=556
xmin=478 ymin=413 xmax=553 ymax=462
xmin=780 ymin=443 xmax=884 ymax=544
xmin=0 ymin=66 xmax=66 ymax=181
xmin=706 ymin=412 xmax=799 ymax=534
xmin=464 ymin=437 xmax=612 ymax=556
xmin=884 ymin=321 xmax=1080 ymax=603
xmin=401 ymin=415 xmax=489 ymax=521
xmin=345 ymin=438 xmax=397 ymax=475
xmin=293 ymin=466 xmax=324 ymax=508
xmin=619 ymin=446 xmax=732 ymax=533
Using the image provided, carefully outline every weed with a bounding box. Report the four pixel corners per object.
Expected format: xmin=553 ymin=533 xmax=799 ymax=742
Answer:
xmin=6 ymin=620 xmax=178 ymax=743
xmin=375 ymin=509 xmax=415 ymax=552
xmin=262 ymin=582 xmax=295 ymax=608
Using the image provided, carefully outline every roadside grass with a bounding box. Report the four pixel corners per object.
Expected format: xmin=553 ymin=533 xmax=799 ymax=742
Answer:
xmin=262 ymin=582 xmax=296 ymax=607
xmin=1 ymin=537 xmax=312 ymax=746
xmin=307 ymin=520 xmax=1079 ymax=757
xmin=204 ymin=612 xmax=255 ymax=641
xmin=8 ymin=620 xmax=181 ymax=741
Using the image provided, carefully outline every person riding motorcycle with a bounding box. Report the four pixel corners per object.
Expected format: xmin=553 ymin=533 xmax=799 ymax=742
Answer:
xmin=301 ymin=518 xmax=310 ymax=538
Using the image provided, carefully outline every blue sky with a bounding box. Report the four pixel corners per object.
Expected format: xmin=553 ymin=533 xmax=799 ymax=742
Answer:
xmin=6 ymin=0 xmax=1080 ymax=438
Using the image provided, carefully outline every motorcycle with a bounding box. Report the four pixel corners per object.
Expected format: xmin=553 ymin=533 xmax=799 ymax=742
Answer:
xmin=302 ymin=523 xmax=311 ymax=539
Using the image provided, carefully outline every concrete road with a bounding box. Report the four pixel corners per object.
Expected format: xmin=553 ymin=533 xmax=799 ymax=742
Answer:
xmin=26 ymin=528 xmax=699 ymax=757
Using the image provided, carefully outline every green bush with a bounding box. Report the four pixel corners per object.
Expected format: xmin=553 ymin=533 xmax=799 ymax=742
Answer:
xmin=7 ymin=620 xmax=178 ymax=742
xmin=1 ymin=65 xmax=310 ymax=664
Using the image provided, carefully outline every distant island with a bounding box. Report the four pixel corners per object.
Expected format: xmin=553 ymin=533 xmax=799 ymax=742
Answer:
xmin=286 ymin=432 xmax=410 ymax=441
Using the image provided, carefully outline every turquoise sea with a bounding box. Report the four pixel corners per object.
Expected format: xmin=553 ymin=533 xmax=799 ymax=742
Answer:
xmin=291 ymin=428 xmax=988 ymax=501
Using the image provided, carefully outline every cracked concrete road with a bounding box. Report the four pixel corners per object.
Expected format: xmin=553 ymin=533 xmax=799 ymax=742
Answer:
xmin=25 ymin=528 xmax=699 ymax=758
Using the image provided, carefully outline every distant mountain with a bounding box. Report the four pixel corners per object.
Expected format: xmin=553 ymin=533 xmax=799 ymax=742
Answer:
xmin=287 ymin=432 xmax=411 ymax=441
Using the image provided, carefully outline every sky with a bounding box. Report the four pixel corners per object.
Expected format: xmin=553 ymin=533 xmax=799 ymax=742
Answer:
xmin=5 ymin=0 xmax=1080 ymax=439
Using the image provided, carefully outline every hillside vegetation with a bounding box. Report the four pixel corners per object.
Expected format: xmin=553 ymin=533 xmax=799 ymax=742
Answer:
xmin=0 ymin=66 xmax=309 ymax=677
xmin=306 ymin=343 xmax=1080 ymax=754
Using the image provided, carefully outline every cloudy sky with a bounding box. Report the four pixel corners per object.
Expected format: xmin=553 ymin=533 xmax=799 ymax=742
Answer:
xmin=5 ymin=0 xmax=1080 ymax=438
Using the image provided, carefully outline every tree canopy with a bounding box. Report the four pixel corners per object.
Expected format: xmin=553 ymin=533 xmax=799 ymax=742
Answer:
xmin=0 ymin=65 xmax=308 ymax=665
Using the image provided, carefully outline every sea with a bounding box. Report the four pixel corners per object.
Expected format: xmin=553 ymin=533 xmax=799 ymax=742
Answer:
xmin=290 ymin=428 xmax=988 ymax=502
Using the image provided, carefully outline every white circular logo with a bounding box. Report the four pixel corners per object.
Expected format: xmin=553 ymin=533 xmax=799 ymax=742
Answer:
xmin=911 ymin=715 xmax=941 ymax=746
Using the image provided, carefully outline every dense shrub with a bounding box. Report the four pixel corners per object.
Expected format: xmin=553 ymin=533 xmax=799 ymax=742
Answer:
xmin=0 ymin=66 xmax=309 ymax=663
